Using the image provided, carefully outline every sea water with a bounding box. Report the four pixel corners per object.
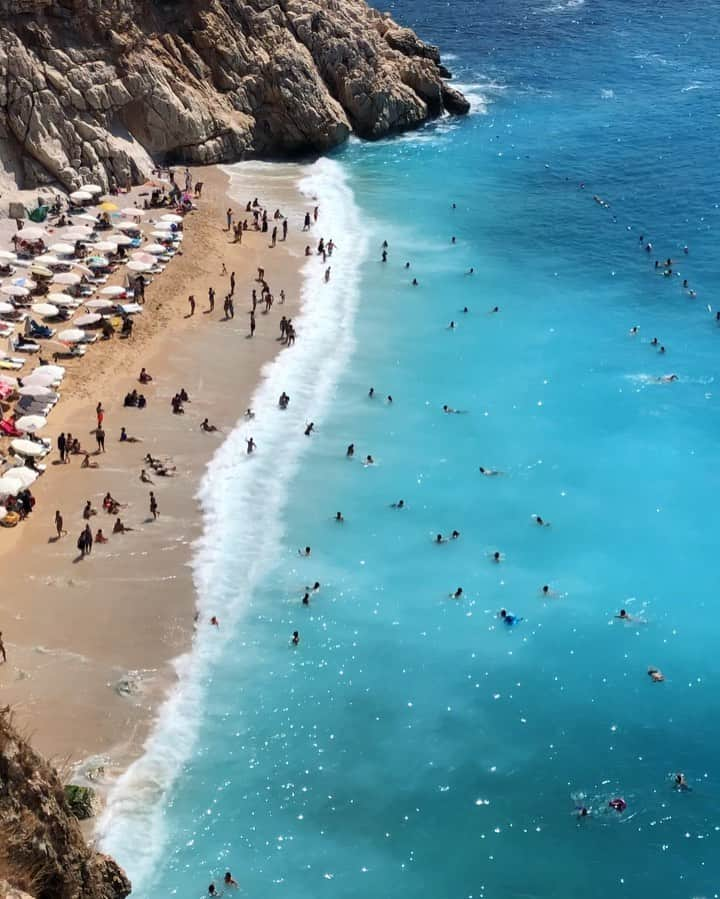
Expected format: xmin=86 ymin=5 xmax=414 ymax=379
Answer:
xmin=101 ymin=1 xmax=720 ymax=896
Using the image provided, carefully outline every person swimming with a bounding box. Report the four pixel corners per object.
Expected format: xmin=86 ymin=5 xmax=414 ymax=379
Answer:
xmin=364 ymin=455 xmax=375 ymax=466
xmin=346 ymin=443 xmax=355 ymax=457
xmin=615 ymin=608 xmax=632 ymax=621
xmin=390 ymin=499 xmax=405 ymax=509
xmin=291 ymin=631 xmax=300 ymax=646
xmin=479 ymin=466 xmax=503 ymax=476
xmin=608 ymin=798 xmax=627 ymax=813
xmin=302 ymin=592 xmax=310 ymax=605
xmin=674 ymin=773 xmax=690 ymax=791
xmin=648 ymin=666 xmax=665 ymax=682
xmin=533 ymin=515 xmax=550 ymax=527
xmin=335 ymin=512 xmax=344 ymax=522
xmin=435 ymin=533 xmax=447 ymax=544
xmin=491 ymin=551 xmax=503 ymax=562
xmin=540 ymin=584 xmax=557 ymax=598
xmin=450 ymin=587 xmax=463 ymax=599
xmin=299 ymin=546 xmax=311 ymax=557
xmin=498 ymin=608 xmax=522 ymax=626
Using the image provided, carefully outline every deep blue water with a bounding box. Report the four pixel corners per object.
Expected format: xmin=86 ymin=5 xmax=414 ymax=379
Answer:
xmin=102 ymin=2 xmax=720 ymax=897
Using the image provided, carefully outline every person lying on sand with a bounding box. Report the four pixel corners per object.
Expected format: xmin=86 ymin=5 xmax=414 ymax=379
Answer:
xmin=81 ymin=453 xmax=99 ymax=469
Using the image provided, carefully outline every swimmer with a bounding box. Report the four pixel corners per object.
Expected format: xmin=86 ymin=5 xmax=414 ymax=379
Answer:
xmin=659 ymin=345 xmax=666 ymax=354
xmin=364 ymin=455 xmax=375 ymax=466
xmin=533 ymin=515 xmax=550 ymax=527
xmin=462 ymin=306 xmax=469 ymax=313
xmin=447 ymin=321 xmax=456 ymax=329
xmin=576 ymin=806 xmax=590 ymax=819
xmin=465 ymin=267 xmax=475 ymax=275
xmin=435 ymin=533 xmax=447 ymax=544
xmin=335 ymin=512 xmax=344 ymax=522
xmin=412 ymin=278 xmax=418 ymax=286
xmin=387 ymin=395 xmax=393 ymax=404
xmin=210 ymin=616 xmax=219 ymax=628
xmin=648 ymin=666 xmax=665 ymax=682
xmin=658 ymin=374 xmax=678 ymax=383
xmin=244 ymin=408 xmax=255 ymax=419
xmin=368 ymin=387 xmax=375 ymax=398
xmin=650 ymin=337 xmax=658 ymax=346
xmin=451 ymin=236 xmax=456 ymax=244
xmin=298 ymin=546 xmax=311 ymax=557
xmin=615 ymin=608 xmax=633 ymax=621
xmin=490 ymin=306 xmax=499 ymax=313
xmin=246 ymin=436 xmax=256 ymax=454
xmin=390 ymin=499 xmax=405 ymax=509
xmin=347 ymin=443 xmax=355 ymax=457
xmin=404 ymin=262 xmax=411 ymax=269
xmin=451 ymin=530 xmax=460 ymax=539
xmin=311 ymin=581 xmax=321 ymax=592
xmin=498 ymin=608 xmax=521 ymax=626
xmin=629 ymin=325 xmax=639 ymax=335
xmin=291 ymin=631 xmax=300 ymax=646
xmin=674 ymin=773 xmax=691 ymax=791
xmin=450 ymin=587 xmax=463 ymax=599
xmin=302 ymin=592 xmax=310 ymax=605
xmin=491 ymin=550 xmax=503 ymax=563
xmin=479 ymin=466 xmax=503 ymax=476
xmin=540 ymin=584 xmax=558 ymax=598
xmin=304 ymin=422 xmax=315 ymax=436
xmin=608 ymin=798 xmax=627 ymax=813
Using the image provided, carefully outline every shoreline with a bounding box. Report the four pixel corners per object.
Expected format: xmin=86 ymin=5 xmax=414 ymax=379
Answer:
xmin=0 ymin=162 xmax=309 ymax=794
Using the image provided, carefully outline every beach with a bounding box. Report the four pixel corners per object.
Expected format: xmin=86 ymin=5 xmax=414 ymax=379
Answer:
xmin=0 ymin=163 xmax=307 ymax=778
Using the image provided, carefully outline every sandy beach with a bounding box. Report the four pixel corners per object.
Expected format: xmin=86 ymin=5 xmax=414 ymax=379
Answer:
xmin=0 ymin=163 xmax=309 ymax=781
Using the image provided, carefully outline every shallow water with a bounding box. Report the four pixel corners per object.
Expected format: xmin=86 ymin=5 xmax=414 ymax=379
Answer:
xmin=101 ymin=1 xmax=720 ymax=896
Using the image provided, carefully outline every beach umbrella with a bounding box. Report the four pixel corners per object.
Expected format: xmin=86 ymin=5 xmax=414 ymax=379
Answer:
xmin=69 ymin=190 xmax=92 ymax=203
xmin=76 ymin=213 xmax=99 ymax=224
xmin=0 ymin=284 xmax=29 ymax=298
xmin=28 ymin=363 xmax=64 ymax=379
xmin=150 ymin=231 xmax=177 ymax=241
xmin=0 ymin=505 xmax=6 ymax=521
xmin=18 ymin=384 xmax=54 ymax=398
xmin=85 ymin=299 xmax=115 ymax=310
xmin=0 ymin=475 xmax=24 ymax=497
xmin=152 ymin=220 xmax=174 ymax=231
xmin=120 ymin=207 xmax=145 ymax=217
xmin=160 ymin=213 xmax=183 ymax=223
xmin=58 ymin=328 xmax=86 ymax=343
xmin=15 ymin=414 xmax=47 ymax=433
xmin=100 ymin=285 xmax=126 ymax=297
xmin=117 ymin=222 xmax=141 ymax=233
xmin=49 ymin=242 xmax=76 ymax=255
xmin=30 ymin=265 xmax=54 ymax=279
xmin=99 ymin=201 xmax=119 ymax=212
xmin=112 ymin=234 xmax=134 ymax=247
xmin=10 ymin=439 xmax=46 ymax=459
xmin=64 ymin=227 xmax=93 ymax=240
xmin=131 ymin=251 xmax=156 ymax=264
xmin=0 ymin=301 xmax=15 ymax=314
xmin=127 ymin=260 xmax=152 ymax=273
xmin=11 ymin=276 xmax=36 ymax=290
xmin=0 ymin=372 xmax=18 ymax=387
xmin=119 ymin=302 xmax=142 ymax=315
xmin=74 ymin=313 xmax=102 ymax=327
xmin=34 ymin=254 xmax=62 ymax=266
xmin=93 ymin=240 xmax=118 ymax=253
xmin=79 ymin=184 xmax=103 ymax=195
xmin=17 ymin=227 xmax=45 ymax=241
xmin=142 ymin=243 xmax=167 ymax=255
xmin=22 ymin=372 xmax=60 ymax=389
xmin=69 ymin=263 xmax=93 ymax=276
xmin=53 ymin=272 xmax=81 ymax=285
xmin=0 ymin=251 xmax=17 ymax=262
xmin=31 ymin=303 xmax=59 ymax=318
xmin=46 ymin=293 xmax=77 ymax=307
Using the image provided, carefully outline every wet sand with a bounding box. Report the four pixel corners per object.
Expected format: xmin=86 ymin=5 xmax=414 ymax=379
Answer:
xmin=0 ymin=163 xmax=309 ymax=784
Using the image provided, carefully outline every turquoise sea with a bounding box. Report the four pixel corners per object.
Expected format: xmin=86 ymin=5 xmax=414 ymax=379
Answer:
xmin=101 ymin=1 xmax=720 ymax=897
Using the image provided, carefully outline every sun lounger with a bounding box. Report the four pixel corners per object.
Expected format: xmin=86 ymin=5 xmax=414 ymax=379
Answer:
xmin=12 ymin=339 xmax=39 ymax=353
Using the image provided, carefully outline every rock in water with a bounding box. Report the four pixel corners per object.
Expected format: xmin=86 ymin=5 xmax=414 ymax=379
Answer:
xmin=0 ymin=0 xmax=469 ymax=191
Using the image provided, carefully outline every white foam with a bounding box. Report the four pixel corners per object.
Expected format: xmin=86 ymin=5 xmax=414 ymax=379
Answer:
xmin=98 ymin=157 xmax=368 ymax=888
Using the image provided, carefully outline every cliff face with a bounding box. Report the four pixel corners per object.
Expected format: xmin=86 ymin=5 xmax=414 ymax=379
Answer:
xmin=0 ymin=709 xmax=131 ymax=899
xmin=0 ymin=0 xmax=469 ymax=192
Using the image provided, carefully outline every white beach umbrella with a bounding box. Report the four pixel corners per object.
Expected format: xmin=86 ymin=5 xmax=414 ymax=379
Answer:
xmin=30 ymin=265 xmax=53 ymax=280
xmin=0 ymin=506 xmax=6 ymax=521
xmin=58 ymin=328 xmax=86 ymax=343
xmin=86 ymin=258 xmax=109 ymax=269
xmin=34 ymin=255 xmax=62 ymax=266
xmin=75 ymin=213 xmax=99 ymax=224
xmin=46 ymin=292 xmax=77 ymax=307
xmin=79 ymin=183 xmax=103 ymax=195
xmin=152 ymin=220 xmax=174 ymax=231
xmin=117 ymin=222 xmax=141 ymax=233
xmin=0 ymin=284 xmax=29 ymax=298
xmin=29 ymin=363 xmax=64 ymax=379
xmin=0 ymin=301 xmax=15 ymax=314
xmin=17 ymin=384 xmax=54 ymax=398
xmin=112 ymin=233 xmax=134 ymax=246
xmin=143 ymin=243 xmax=167 ymax=255
xmin=0 ymin=475 xmax=24 ymax=497
xmin=69 ymin=190 xmax=92 ymax=203
xmin=69 ymin=263 xmax=93 ymax=276
xmin=100 ymin=285 xmax=127 ymax=297
xmin=120 ymin=207 xmax=145 ymax=217
xmin=131 ymin=251 xmax=156 ymax=264
xmin=17 ymin=227 xmax=45 ymax=241
xmin=53 ymin=272 xmax=81 ymax=285
xmin=85 ymin=299 xmax=114 ymax=310
xmin=49 ymin=242 xmax=76 ymax=256
xmin=14 ymin=414 xmax=47 ymax=433
xmin=10 ymin=439 xmax=45 ymax=460
xmin=31 ymin=303 xmax=59 ymax=318
xmin=11 ymin=277 xmax=36 ymax=290
xmin=63 ymin=227 xmax=93 ymax=240
xmin=22 ymin=373 xmax=59 ymax=389
xmin=126 ymin=260 xmax=152 ymax=273
xmin=74 ymin=313 xmax=102 ymax=327
xmin=119 ymin=303 xmax=142 ymax=315
xmin=160 ymin=213 xmax=183 ymax=223
xmin=93 ymin=240 xmax=118 ymax=253
xmin=0 ymin=374 xmax=18 ymax=388
xmin=0 ymin=251 xmax=17 ymax=262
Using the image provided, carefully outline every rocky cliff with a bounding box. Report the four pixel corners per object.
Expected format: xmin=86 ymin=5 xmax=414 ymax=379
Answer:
xmin=0 ymin=0 xmax=469 ymax=192
xmin=0 ymin=708 xmax=131 ymax=899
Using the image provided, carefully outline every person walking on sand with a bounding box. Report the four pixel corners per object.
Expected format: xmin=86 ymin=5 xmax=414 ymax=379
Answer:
xmin=207 ymin=287 xmax=215 ymax=313
xmin=226 ymin=208 xmax=233 ymax=231
xmin=55 ymin=509 xmax=66 ymax=539
xmin=95 ymin=426 xmax=106 ymax=453
xmin=0 ymin=631 xmax=6 ymax=664
xmin=57 ymin=431 xmax=67 ymax=464
xmin=96 ymin=402 xmax=104 ymax=429
xmin=149 ymin=491 xmax=159 ymax=520
xmin=271 ymin=226 xmax=277 ymax=248
xmin=246 ymin=437 xmax=256 ymax=455
xmin=230 ymin=271 xmax=236 ymax=295
xmin=188 ymin=295 xmax=195 ymax=316
xmin=282 ymin=219 xmax=288 ymax=241
xmin=249 ymin=310 xmax=256 ymax=338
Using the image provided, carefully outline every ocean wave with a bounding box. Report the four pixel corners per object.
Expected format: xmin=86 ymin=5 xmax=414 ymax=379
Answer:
xmin=537 ymin=0 xmax=585 ymax=13
xmin=98 ymin=157 xmax=369 ymax=888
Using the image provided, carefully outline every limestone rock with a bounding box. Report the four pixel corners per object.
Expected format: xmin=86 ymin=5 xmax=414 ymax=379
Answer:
xmin=0 ymin=0 xmax=468 ymax=191
xmin=63 ymin=785 xmax=98 ymax=820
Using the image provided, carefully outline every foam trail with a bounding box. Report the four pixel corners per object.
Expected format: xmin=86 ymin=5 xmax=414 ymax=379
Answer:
xmin=98 ymin=156 xmax=368 ymax=889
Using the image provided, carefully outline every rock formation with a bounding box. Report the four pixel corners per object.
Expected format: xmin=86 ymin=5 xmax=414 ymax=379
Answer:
xmin=0 ymin=0 xmax=469 ymax=193
xmin=0 ymin=708 xmax=131 ymax=899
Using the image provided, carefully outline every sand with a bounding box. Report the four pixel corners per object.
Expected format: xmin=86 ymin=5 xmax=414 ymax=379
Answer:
xmin=0 ymin=163 xmax=310 ymax=783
